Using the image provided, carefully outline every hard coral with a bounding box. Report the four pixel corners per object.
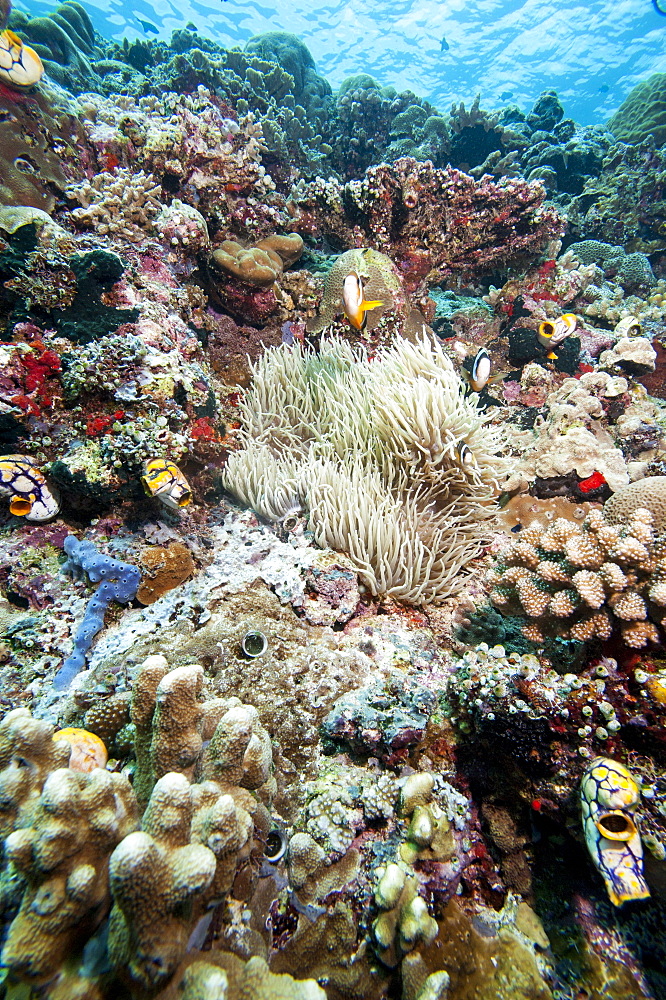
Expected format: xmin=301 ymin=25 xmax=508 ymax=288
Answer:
xmin=0 ymin=84 xmax=85 ymax=211
xmin=3 ymin=765 xmax=137 ymax=982
xmin=107 ymin=773 xmax=223 ymax=992
xmin=604 ymin=476 xmax=666 ymax=533
xmin=66 ymin=168 xmax=163 ymax=243
xmin=288 ymin=158 xmax=563 ymax=295
xmin=130 ymin=654 xmax=273 ymax=807
xmin=607 ymin=73 xmax=666 ymax=145
xmin=211 ymin=232 xmax=303 ymax=287
xmin=8 ymin=1 xmax=100 ymax=94
xmin=488 ymin=507 xmax=665 ymax=647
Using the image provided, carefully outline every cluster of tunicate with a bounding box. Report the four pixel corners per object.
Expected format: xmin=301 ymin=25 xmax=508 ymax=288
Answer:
xmin=155 ymin=198 xmax=210 ymax=254
xmin=61 ymin=333 xmax=148 ymax=399
xmin=99 ymin=413 xmax=189 ymax=471
xmin=445 ymin=643 xmax=631 ymax=747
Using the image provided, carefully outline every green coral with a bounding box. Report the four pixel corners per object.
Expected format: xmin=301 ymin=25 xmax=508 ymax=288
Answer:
xmin=607 ymin=73 xmax=666 ymax=145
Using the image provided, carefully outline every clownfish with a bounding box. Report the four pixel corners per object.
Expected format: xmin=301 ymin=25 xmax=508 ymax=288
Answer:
xmin=580 ymin=757 xmax=650 ymax=907
xmin=342 ymin=271 xmax=383 ymax=332
xmin=537 ymin=313 xmax=577 ymax=359
xmin=460 ymin=348 xmax=507 ymax=394
xmin=455 ymin=441 xmax=476 ymax=469
xmin=141 ymin=458 xmax=192 ymax=510
xmin=0 ymin=455 xmax=59 ymax=522
xmin=0 ymin=29 xmax=44 ymax=89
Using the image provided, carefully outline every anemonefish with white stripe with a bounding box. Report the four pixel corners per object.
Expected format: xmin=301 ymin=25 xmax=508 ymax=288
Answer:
xmin=460 ymin=348 xmax=507 ymax=394
xmin=342 ymin=271 xmax=383 ymax=331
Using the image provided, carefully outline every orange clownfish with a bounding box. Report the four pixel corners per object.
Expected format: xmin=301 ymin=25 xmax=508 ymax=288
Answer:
xmin=537 ymin=313 xmax=577 ymax=359
xmin=342 ymin=271 xmax=383 ymax=331
xmin=0 ymin=29 xmax=44 ymax=89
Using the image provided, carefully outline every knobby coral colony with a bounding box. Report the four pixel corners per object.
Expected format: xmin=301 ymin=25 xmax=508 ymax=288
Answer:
xmin=1 ymin=4 xmax=666 ymax=999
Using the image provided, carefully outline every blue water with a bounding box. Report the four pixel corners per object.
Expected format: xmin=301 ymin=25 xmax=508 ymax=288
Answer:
xmin=13 ymin=0 xmax=666 ymax=125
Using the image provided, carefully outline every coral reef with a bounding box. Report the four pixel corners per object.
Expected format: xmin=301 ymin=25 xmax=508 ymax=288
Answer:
xmin=607 ymin=74 xmax=666 ymax=145
xmin=66 ymin=169 xmax=163 ymax=242
xmin=288 ymin=159 xmax=563 ymax=293
xmin=0 ymin=9 xmax=665 ymax=999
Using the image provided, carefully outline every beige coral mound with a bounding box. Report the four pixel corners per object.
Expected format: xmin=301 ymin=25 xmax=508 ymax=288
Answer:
xmin=223 ymin=333 xmax=508 ymax=603
xmin=66 ymin=169 xmax=162 ymax=242
xmin=489 ymin=507 xmax=666 ymax=648
xmin=604 ymin=476 xmax=666 ymax=534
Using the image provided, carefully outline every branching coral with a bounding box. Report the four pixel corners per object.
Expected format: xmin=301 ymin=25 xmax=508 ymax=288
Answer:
xmin=75 ymin=89 xmax=283 ymax=238
xmin=223 ymin=333 xmax=508 ymax=603
xmin=3 ymin=766 xmax=137 ymax=982
xmin=488 ymin=507 xmax=666 ymax=647
xmin=66 ymin=168 xmax=162 ymax=242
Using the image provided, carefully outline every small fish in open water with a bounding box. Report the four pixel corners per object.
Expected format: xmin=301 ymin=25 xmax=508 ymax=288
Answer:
xmin=136 ymin=17 xmax=159 ymax=34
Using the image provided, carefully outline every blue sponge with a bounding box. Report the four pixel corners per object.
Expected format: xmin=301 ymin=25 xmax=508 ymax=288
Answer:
xmin=54 ymin=536 xmax=140 ymax=690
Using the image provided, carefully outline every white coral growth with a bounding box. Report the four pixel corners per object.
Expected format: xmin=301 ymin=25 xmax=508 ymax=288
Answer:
xmin=223 ymin=334 xmax=508 ymax=603
xmin=66 ymin=169 xmax=162 ymax=243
